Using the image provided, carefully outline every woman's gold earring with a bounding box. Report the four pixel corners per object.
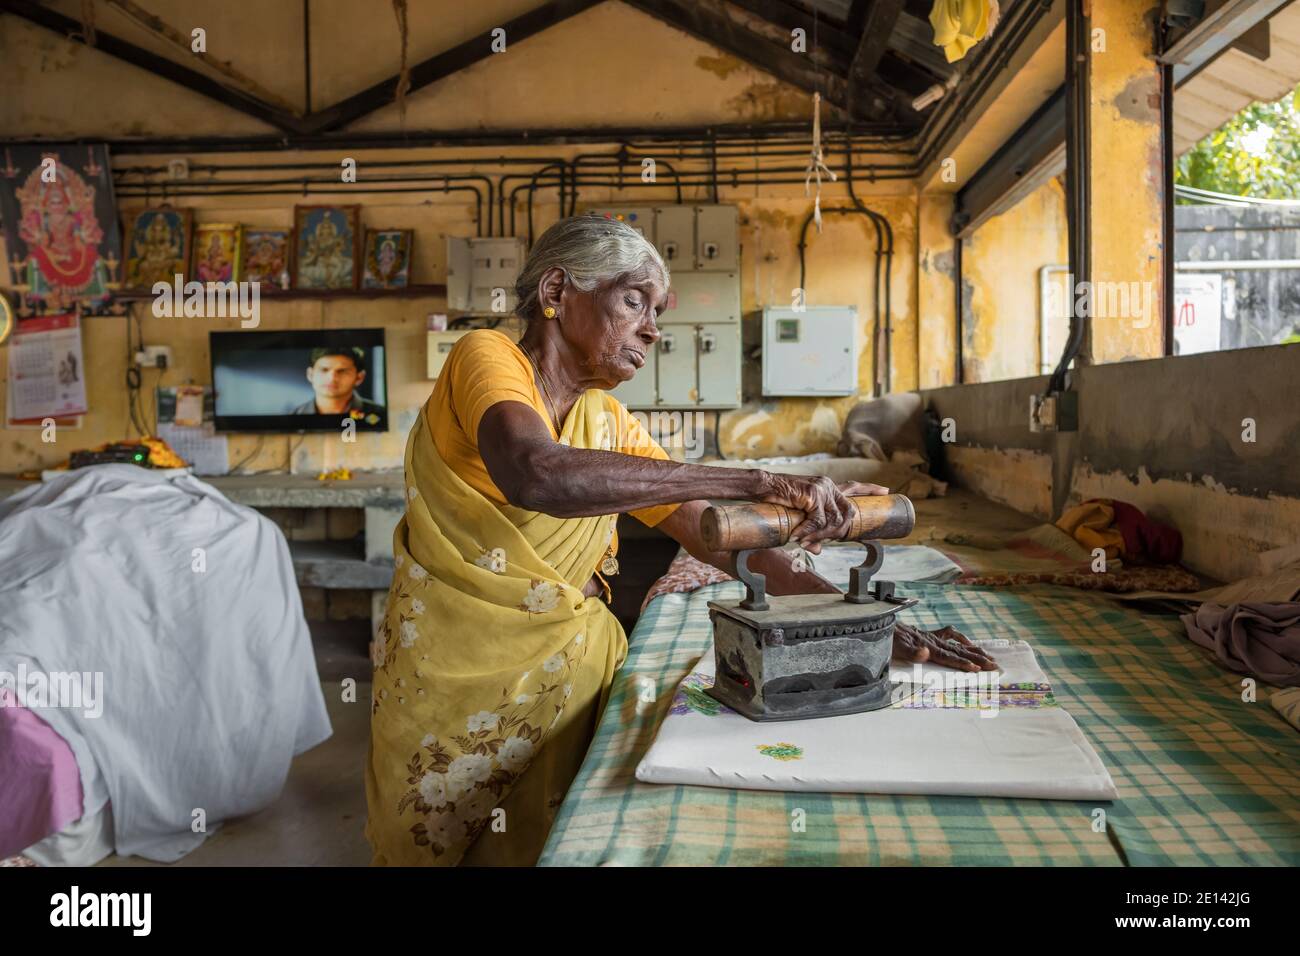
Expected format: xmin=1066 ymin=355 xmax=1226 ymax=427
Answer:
xmin=543 ymin=306 xmax=557 ymax=319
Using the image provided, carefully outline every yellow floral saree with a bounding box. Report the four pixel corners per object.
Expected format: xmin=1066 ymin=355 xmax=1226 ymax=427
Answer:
xmin=365 ymin=389 xmax=628 ymax=866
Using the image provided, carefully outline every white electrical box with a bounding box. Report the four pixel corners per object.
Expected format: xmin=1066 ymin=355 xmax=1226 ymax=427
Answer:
xmin=446 ymin=236 xmax=527 ymax=314
xmin=585 ymin=207 xmax=654 ymax=241
xmin=581 ymin=204 xmax=739 ymax=275
xmin=653 ymin=205 xmax=694 ymax=270
xmin=694 ymin=205 xmax=739 ymax=270
xmin=609 ymin=271 xmax=742 ymax=410
xmin=427 ymin=330 xmax=471 ymax=379
xmin=762 ymin=306 xmax=859 ymax=397
xmin=580 ymin=205 xmax=742 ymax=409
xmin=426 ymin=324 xmax=522 ymax=379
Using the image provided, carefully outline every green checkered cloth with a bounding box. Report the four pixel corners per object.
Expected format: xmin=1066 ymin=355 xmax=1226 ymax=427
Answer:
xmin=538 ymin=581 xmax=1300 ymax=866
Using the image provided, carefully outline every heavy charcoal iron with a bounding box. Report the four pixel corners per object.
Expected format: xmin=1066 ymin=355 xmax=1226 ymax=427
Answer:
xmin=699 ymin=494 xmax=918 ymax=722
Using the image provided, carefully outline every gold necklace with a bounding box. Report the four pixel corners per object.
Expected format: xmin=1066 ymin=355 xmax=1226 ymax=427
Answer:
xmin=520 ymin=341 xmax=618 ymax=578
xmin=518 ymin=341 xmax=562 ymax=435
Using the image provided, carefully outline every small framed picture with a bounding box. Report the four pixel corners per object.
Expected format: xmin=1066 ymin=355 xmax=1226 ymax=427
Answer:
xmin=123 ymin=207 xmax=193 ymax=291
xmin=192 ymin=223 xmax=243 ymax=284
xmin=241 ymin=229 xmax=292 ymax=290
xmin=292 ymin=205 xmax=360 ymax=290
xmin=361 ymin=229 xmax=413 ymax=290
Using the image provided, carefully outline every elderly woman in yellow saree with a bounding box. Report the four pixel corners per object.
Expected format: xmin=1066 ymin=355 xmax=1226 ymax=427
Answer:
xmin=365 ymin=215 xmax=996 ymax=866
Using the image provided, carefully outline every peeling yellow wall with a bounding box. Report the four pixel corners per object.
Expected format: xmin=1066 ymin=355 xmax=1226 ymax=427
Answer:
xmin=916 ymin=192 xmax=958 ymax=389
xmin=945 ymin=445 xmax=1055 ymax=520
xmin=960 ymin=179 xmax=1068 ymax=383
xmin=0 ymin=1 xmax=915 ymax=471
xmin=1087 ymin=0 xmax=1166 ymax=363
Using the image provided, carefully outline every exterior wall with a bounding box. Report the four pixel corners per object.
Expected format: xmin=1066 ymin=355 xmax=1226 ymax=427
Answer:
xmin=1087 ymin=0 xmax=1167 ymax=363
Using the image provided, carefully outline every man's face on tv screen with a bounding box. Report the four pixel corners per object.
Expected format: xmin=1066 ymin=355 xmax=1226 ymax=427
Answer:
xmin=307 ymin=354 xmax=365 ymax=401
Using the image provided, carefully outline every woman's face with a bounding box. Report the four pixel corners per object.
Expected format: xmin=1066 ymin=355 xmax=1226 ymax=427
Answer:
xmin=551 ymin=269 xmax=667 ymax=389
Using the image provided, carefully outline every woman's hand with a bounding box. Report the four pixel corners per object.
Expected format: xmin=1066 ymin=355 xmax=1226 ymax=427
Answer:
xmin=892 ymin=623 xmax=998 ymax=672
xmin=757 ymin=475 xmax=890 ymax=552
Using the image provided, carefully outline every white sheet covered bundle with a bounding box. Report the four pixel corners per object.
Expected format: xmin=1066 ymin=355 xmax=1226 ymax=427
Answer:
xmin=636 ymin=639 xmax=1117 ymax=801
xmin=0 ymin=465 xmax=331 ymax=861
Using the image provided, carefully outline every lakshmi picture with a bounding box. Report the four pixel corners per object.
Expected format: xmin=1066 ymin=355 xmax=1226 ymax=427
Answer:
xmin=241 ymin=229 xmax=291 ymax=289
xmin=193 ymin=223 xmax=242 ymax=284
xmin=124 ymin=207 xmax=193 ymax=291
xmin=361 ymin=229 xmax=413 ymax=290
xmin=0 ymin=145 xmax=121 ymax=313
xmin=293 ymin=205 xmax=360 ymax=290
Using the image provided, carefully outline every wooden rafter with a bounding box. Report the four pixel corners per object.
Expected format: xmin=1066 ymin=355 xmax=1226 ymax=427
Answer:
xmin=849 ymin=0 xmax=904 ymax=87
xmin=301 ymin=0 xmax=603 ymax=133
xmin=0 ymin=0 xmax=307 ymax=133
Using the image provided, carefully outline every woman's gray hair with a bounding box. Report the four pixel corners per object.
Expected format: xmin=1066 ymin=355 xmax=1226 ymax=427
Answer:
xmin=515 ymin=214 xmax=669 ymax=321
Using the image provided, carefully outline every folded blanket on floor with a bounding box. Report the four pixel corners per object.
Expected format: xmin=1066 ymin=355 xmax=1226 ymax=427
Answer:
xmin=1181 ymin=602 xmax=1300 ymax=687
xmin=635 ymin=638 xmax=1117 ymax=800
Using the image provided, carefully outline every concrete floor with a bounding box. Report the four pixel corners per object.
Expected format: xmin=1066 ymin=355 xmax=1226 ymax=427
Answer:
xmin=100 ymin=675 xmax=374 ymax=867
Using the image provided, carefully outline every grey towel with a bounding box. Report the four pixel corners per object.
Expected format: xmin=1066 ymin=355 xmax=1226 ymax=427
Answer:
xmin=1181 ymin=602 xmax=1300 ymax=686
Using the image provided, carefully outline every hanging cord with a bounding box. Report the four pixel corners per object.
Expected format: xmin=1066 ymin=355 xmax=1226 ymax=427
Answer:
xmin=392 ymin=0 xmax=411 ymax=122
xmin=804 ymin=92 xmax=838 ymax=233
xmin=803 ymin=8 xmax=836 ymax=233
xmin=79 ymin=0 xmax=97 ymax=46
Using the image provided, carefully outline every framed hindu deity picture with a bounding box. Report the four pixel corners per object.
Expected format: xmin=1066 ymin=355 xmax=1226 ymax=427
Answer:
xmin=241 ymin=229 xmax=292 ymax=290
xmin=192 ymin=223 xmax=242 ymax=284
xmin=361 ymin=229 xmax=413 ymax=290
xmin=292 ymin=205 xmax=360 ymax=290
xmin=123 ymin=207 xmax=193 ymax=291
xmin=0 ymin=144 xmax=122 ymax=314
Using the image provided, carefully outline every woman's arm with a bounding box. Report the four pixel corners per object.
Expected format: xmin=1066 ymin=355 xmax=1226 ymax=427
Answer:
xmin=656 ymin=500 xmax=842 ymax=596
xmin=478 ymin=401 xmax=874 ymax=548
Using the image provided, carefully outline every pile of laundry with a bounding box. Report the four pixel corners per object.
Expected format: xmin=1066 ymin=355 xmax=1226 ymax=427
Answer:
xmin=836 ymin=392 xmax=948 ymax=500
xmin=1055 ymin=498 xmax=1183 ymax=565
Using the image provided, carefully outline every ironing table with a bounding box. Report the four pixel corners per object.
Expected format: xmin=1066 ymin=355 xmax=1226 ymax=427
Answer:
xmin=538 ymin=576 xmax=1300 ymax=866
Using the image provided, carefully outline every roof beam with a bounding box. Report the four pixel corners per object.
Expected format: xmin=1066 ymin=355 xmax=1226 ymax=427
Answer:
xmin=723 ymin=0 xmax=861 ymax=61
xmin=1159 ymin=0 xmax=1291 ymax=86
xmin=849 ymin=0 xmax=904 ymax=88
xmin=624 ymin=0 xmax=876 ymax=118
xmin=301 ymin=0 xmax=602 ymax=133
xmin=0 ymin=0 xmax=306 ymax=133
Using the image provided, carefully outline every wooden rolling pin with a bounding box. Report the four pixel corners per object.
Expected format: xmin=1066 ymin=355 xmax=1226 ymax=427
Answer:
xmin=700 ymin=494 xmax=915 ymax=552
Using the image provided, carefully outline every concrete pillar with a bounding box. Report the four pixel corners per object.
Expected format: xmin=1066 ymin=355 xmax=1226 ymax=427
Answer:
xmin=1086 ymin=0 xmax=1167 ymax=362
xmin=916 ymin=191 xmax=960 ymax=388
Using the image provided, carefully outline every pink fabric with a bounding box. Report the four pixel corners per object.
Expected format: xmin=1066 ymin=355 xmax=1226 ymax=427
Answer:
xmin=0 ymin=689 xmax=85 ymax=858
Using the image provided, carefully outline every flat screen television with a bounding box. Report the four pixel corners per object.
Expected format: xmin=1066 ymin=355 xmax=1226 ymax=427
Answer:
xmin=210 ymin=329 xmax=388 ymax=432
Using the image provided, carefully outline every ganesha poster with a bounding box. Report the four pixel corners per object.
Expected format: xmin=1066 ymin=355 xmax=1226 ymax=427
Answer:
xmin=0 ymin=144 xmax=122 ymax=314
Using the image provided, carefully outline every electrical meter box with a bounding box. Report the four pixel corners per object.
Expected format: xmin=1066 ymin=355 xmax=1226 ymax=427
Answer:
xmin=584 ymin=207 xmax=654 ymax=241
xmin=427 ymin=330 xmax=471 ymax=379
xmin=693 ymin=205 xmax=739 ymax=270
xmin=427 ymin=324 xmax=522 ymax=379
xmin=583 ymin=204 xmax=738 ymax=275
xmin=446 ymin=236 xmax=527 ymax=314
xmin=762 ymin=306 xmax=859 ymax=397
xmin=652 ymin=205 xmax=694 ymax=270
xmin=609 ymin=271 xmax=741 ymax=410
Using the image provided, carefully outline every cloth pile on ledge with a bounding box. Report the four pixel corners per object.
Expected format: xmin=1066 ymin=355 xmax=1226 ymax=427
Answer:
xmin=1056 ymin=498 xmax=1183 ymax=565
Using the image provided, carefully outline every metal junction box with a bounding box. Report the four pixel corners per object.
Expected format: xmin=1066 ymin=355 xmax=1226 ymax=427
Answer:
xmin=446 ymin=236 xmax=527 ymax=314
xmin=609 ymin=271 xmax=741 ymax=410
xmin=762 ymin=306 xmax=859 ymax=397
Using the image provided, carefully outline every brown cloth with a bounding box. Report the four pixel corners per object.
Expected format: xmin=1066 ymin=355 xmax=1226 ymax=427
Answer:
xmin=1181 ymin=602 xmax=1300 ymax=687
